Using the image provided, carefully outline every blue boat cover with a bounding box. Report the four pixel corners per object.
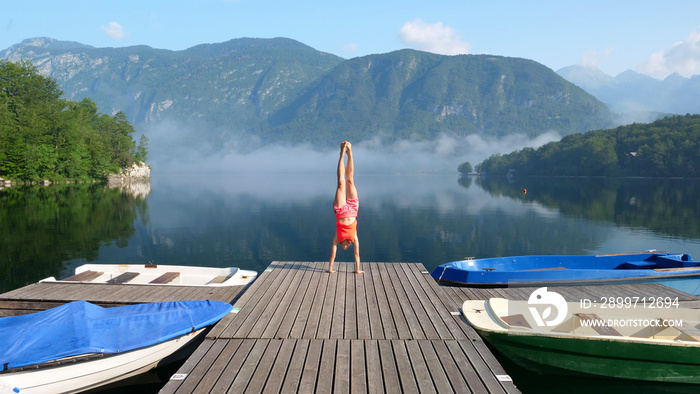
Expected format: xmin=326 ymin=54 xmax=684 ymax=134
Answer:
xmin=0 ymin=300 xmax=232 ymax=370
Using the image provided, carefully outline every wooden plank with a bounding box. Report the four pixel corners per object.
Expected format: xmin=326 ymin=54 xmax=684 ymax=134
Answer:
xmin=316 ymin=263 xmax=340 ymax=339
xmin=274 ymin=263 xmax=316 ymax=338
xmin=388 ymin=264 xmax=425 ymax=339
xmin=334 ymin=339 xmax=350 ymax=394
xmin=261 ymin=339 xmax=297 ymax=393
xmin=405 ymin=340 xmax=436 ymax=393
xmin=430 ymin=340 xmax=470 ymax=394
xmin=365 ymin=339 xmax=383 ymax=394
xmin=221 ymin=339 xmax=269 ymax=393
xmin=256 ymin=262 xmax=307 ymax=338
xmin=190 ymin=339 xmax=244 ymax=394
xmin=443 ymin=340 xmax=489 ymax=394
xmin=355 ymin=267 xmax=370 ymax=340
xmin=421 ymin=281 xmax=476 ymax=341
xmin=315 ymin=339 xmax=336 ymax=393
xmin=206 ymin=338 xmax=256 ymax=392
xmin=209 ymin=275 xmax=230 ymax=284
xmin=274 ymin=338 xmax=309 ymax=393
xmin=213 ymin=262 xmax=291 ymax=338
xmin=110 ymin=285 xmax=152 ymax=302
xmin=105 ymin=272 xmax=139 ymax=284
xmin=392 ymin=340 xmax=419 ymax=393
xmin=149 ymin=271 xmax=180 ymax=284
xmin=62 ymin=270 xmax=103 ymax=282
xmin=298 ymin=339 xmax=323 ymax=393
xmin=377 ymin=340 xmax=400 ymax=392
xmin=245 ymin=339 xmax=282 ymax=393
xmin=344 ymin=266 xmax=358 ymax=339
xmin=363 ymin=263 xmax=384 ymax=339
xmin=408 ymin=264 xmax=466 ymax=340
xmin=330 ymin=263 xmax=348 ymax=339
xmin=350 ymin=340 xmax=367 ymax=393
xmin=396 ymin=263 xmax=440 ymax=339
xmin=300 ymin=263 xmax=332 ymax=339
xmin=288 ymin=262 xmax=323 ymax=338
xmin=368 ymin=263 xmax=398 ymax=340
xmin=469 ymin=340 xmax=513 ymax=394
xmin=377 ymin=263 xmax=411 ymax=339
xmin=418 ymin=340 xmax=453 ymax=394
xmin=133 ymin=285 xmax=178 ymax=303
xmin=158 ymin=338 xmax=219 ymax=394
xmin=99 ymin=282 xmax=141 ymax=300
xmin=12 ymin=282 xmax=64 ymax=300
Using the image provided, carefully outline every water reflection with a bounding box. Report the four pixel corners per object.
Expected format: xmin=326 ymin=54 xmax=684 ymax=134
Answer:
xmin=2 ymin=174 xmax=700 ymax=293
xmin=476 ymin=176 xmax=700 ymax=240
xmin=0 ymin=183 xmax=148 ymax=292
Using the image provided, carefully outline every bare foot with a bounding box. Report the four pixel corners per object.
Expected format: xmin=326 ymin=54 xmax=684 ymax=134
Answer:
xmin=345 ymin=142 xmax=352 ymax=153
xmin=327 ymin=270 xmax=336 ymax=273
xmin=354 ymin=270 xmax=364 ymax=274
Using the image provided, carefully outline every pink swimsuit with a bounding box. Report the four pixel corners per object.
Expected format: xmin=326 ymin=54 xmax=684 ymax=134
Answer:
xmin=333 ymin=199 xmax=359 ymax=219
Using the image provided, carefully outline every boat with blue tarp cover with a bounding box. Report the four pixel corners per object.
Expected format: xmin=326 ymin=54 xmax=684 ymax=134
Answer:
xmin=431 ymin=252 xmax=700 ymax=294
xmin=0 ymin=300 xmax=232 ymax=393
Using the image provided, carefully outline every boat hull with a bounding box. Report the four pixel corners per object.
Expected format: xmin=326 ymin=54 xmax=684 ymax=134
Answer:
xmin=41 ymin=263 xmax=258 ymax=287
xmin=464 ymin=297 xmax=700 ymax=384
xmin=479 ymin=329 xmax=700 ymax=383
xmin=0 ymin=328 xmax=205 ymax=394
xmin=432 ymin=252 xmax=700 ymax=294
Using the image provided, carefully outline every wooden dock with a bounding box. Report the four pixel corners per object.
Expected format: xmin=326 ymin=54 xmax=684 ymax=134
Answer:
xmin=1 ymin=262 xmax=696 ymax=393
xmin=0 ymin=280 xmax=249 ymax=316
xmin=159 ymin=262 xmax=517 ymax=393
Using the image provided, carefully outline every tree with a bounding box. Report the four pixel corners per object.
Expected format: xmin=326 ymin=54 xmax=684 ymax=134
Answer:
xmin=475 ymin=115 xmax=700 ymax=178
xmin=458 ymin=161 xmax=472 ymax=174
xmin=0 ymin=60 xmax=146 ymax=181
xmin=133 ymin=134 xmax=149 ymax=163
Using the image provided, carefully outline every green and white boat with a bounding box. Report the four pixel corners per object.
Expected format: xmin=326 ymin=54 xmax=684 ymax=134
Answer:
xmin=463 ymin=291 xmax=700 ymax=384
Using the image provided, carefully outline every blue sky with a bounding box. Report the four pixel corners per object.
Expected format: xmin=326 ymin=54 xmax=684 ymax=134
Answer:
xmin=3 ymin=0 xmax=700 ymax=79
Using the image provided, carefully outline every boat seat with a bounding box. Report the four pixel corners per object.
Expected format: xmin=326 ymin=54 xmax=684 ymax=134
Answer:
xmin=106 ymin=272 xmax=140 ymax=284
xmin=661 ymin=320 xmax=700 ymax=342
xmin=575 ymin=313 xmax=622 ymax=336
xmin=150 ymin=272 xmax=180 ymax=284
xmin=209 ymin=275 xmax=232 ymax=284
xmin=616 ymin=261 xmax=656 ymax=269
xmin=502 ymin=314 xmax=531 ymax=328
xmin=63 ymin=270 xmax=103 ymax=282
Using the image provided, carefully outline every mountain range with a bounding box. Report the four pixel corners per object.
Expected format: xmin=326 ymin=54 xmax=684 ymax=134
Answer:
xmin=557 ymin=65 xmax=700 ymax=118
xmin=2 ymin=37 xmax=617 ymax=150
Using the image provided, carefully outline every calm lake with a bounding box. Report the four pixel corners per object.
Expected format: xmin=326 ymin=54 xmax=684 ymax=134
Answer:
xmin=2 ymin=172 xmax=700 ymax=392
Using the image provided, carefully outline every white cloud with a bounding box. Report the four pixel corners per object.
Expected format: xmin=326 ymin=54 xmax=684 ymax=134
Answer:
xmin=101 ymin=21 xmax=125 ymax=40
xmin=637 ymin=29 xmax=700 ymax=79
xmin=342 ymin=43 xmax=358 ymax=53
xmin=578 ymin=48 xmax=614 ymax=68
xmin=399 ymin=18 xmax=470 ymax=56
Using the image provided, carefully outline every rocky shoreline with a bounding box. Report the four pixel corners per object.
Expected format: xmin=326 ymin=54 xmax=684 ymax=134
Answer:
xmin=106 ymin=162 xmax=151 ymax=185
xmin=1 ymin=162 xmax=150 ymax=189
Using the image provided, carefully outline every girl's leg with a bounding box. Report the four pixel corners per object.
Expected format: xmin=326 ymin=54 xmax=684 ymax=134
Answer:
xmin=345 ymin=142 xmax=358 ymax=200
xmin=334 ymin=142 xmax=348 ymax=207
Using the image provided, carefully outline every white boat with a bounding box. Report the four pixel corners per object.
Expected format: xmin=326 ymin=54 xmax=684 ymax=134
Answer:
xmin=0 ymin=300 xmax=232 ymax=393
xmin=41 ymin=263 xmax=257 ymax=287
xmin=463 ymin=289 xmax=700 ymax=383
xmin=0 ymin=328 xmax=204 ymax=393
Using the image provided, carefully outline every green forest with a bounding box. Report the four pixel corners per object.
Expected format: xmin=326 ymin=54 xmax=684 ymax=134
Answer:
xmin=472 ymin=114 xmax=700 ymax=177
xmin=0 ymin=59 xmax=147 ymax=182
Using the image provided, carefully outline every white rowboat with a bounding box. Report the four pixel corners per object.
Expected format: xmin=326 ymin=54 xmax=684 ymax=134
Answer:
xmin=41 ymin=263 xmax=257 ymax=287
